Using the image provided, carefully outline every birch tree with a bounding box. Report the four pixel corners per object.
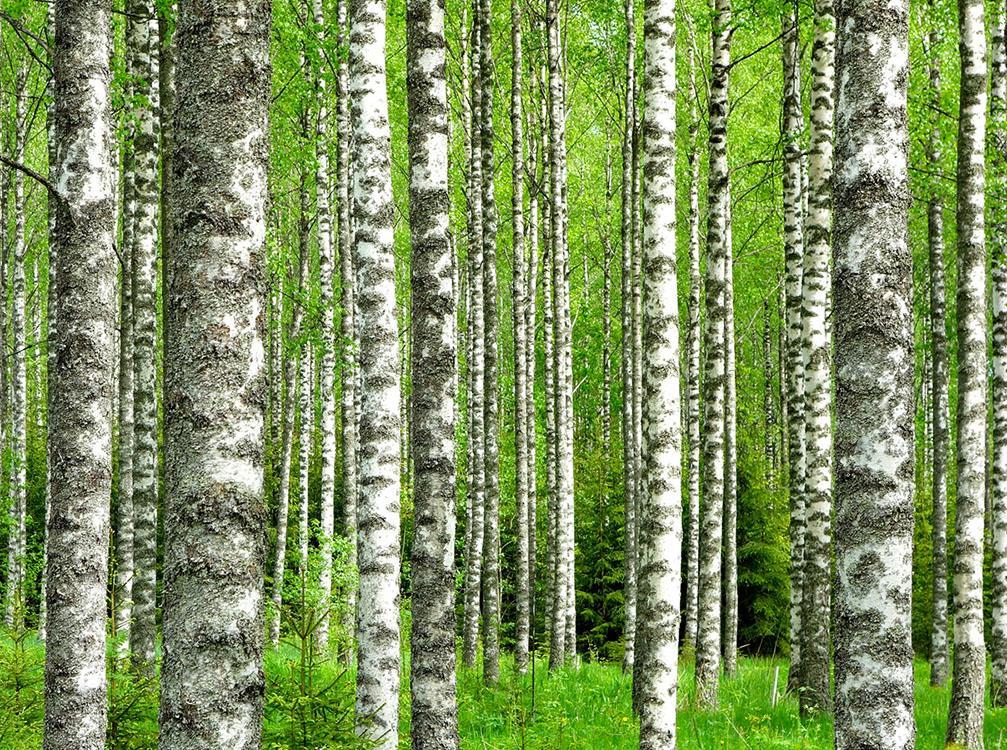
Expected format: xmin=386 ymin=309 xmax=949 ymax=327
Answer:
xmin=407 ymin=0 xmax=459 ymax=743
xmin=947 ymin=0 xmax=988 ymax=741
xmin=44 ymin=0 xmax=117 ymax=743
xmin=636 ymin=0 xmax=683 ymax=742
xmin=722 ymin=178 xmax=737 ymax=677
xmin=832 ymin=0 xmax=914 ymax=742
xmin=349 ymin=0 xmax=402 ymax=743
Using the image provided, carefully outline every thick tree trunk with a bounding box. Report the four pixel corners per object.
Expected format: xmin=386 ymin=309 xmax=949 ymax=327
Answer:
xmin=832 ymin=0 xmax=914 ymax=744
xmin=947 ymin=0 xmax=988 ymax=742
xmin=349 ymin=1 xmax=402 ymax=744
xmin=781 ymin=0 xmax=806 ymax=697
xmin=991 ymin=0 xmax=1007 ymax=707
xmin=620 ymin=0 xmax=638 ymax=674
xmin=462 ymin=5 xmax=486 ymax=669
xmin=637 ymin=0 xmax=683 ymax=742
xmin=128 ymin=0 xmax=161 ymax=675
xmin=45 ymin=0 xmax=117 ymax=744
xmin=407 ymin=0 xmax=459 ymax=740
xmin=695 ymin=0 xmax=731 ymax=708
xmin=798 ymin=0 xmax=835 ymax=714
xmin=159 ymin=0 xmax=269 ymax=744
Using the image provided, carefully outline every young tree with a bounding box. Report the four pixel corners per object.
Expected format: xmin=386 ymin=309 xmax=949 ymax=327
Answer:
xmin=158 ymin=0 xmax=270 ymax=746
xmin=695 ymin=0 xmax=731 ymax=708
xmin=832 ymin=0 xmax=914 ymax=743
xmin=45 ymin=0 xmax=117 ymax=744
xmin=947 ymin=0 xmax=988 ymax=742
xmin=407 ymin=0 xmax=459 ymax=744
xmin=636 ymin=0 xmax=683 ymax=743
xmin=349 ymin=0 xmax=402 ymax=744
xmin=798 ymin=0 xmax=835 ymax=714
xmin=927 ymin=2 xmax=951 ymax=690
xmin=780 ymin=0 xmax=806 ymax=696
xmin=722 ymin=178 xmax=737 ymax=677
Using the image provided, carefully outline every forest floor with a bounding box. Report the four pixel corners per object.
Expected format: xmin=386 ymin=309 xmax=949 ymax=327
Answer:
xmin=5 ymin=632 xmax=1007 ymax=748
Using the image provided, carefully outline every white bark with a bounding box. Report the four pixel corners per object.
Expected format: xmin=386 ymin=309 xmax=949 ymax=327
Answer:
xmin=832 ymin=0 xmax=914 ymax=744
xmin=722 ymin=178 xmax=737 ymax=677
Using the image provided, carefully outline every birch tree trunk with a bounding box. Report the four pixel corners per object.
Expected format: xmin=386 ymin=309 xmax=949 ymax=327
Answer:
xmin=525 ymin=87 xmax=539 ymax=663
xmin=478 ymin=0 xmax=501 ymax=684
xmin=620 ymin=0 xmax=638 ymax=672
xmin=350 ymin=0 xmax=402 ymax=743
xmin=637 ymin=0 xmax=683 ymax=741
xmin=407 ymin=0 xmax=459 ymax=739
xmin=462 ymin=5 xmax=486 ymax=669
xmin=313 ymin=0 xmax=337 ymax=651
xmin=947 ymin=0 xmax=988 ymax=741
xmin=928 ymin=2 xmax=951 ymax=690
xmin=695 ymin=0 xmax=731 ymax=708
xmin=781 ymin=0 xmax=806 ymax=696
xmin=832 ymin=0 xmax=914 ymax=743
xmin=991 ymin=0 xmax=1007 ymax=708
xmin=683 ymin=47 xmax=701 ymax=653
xmin=128 ymin=0 xmax=161 ymax=675
xmin=297 ymin=343 xmax=312 ymax=578
xmin=722 ymin=179 xmax=738 ymax=677
xmin=798 ymin=0 xmax=835 ymax=714
xmin=511 ymin=0 xmax=531 ymax=675
xmin=159 ymin=0 xmax=269 ymax=744
xmin=45 ymin=0 xmax=117 ymax=743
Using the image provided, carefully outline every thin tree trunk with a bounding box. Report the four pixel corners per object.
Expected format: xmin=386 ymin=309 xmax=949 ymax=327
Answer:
xmin=298 ymin=342 xmax=312 ymax=578
xmin=781 ymin=0 xmax=806 ymax=695
xmin=525 ymin=79 xmax=540 ymax=663
xmin=620 ymin=0 xmax=638 ymax=673
xmin=407 ymin=0 xmax=459 ymax=738
xmin=349 ymin=1 xmax=402 ymax=744
xmin=128 ymin=0 xmax=161 ymax=675
xmin=44 ymin=0 xmax=117 ymax=743
xmin=832 ymin=0 xmax=914 ymax=744
xmin=947 ymin=0 xmax=988 ymax=741
xmin=695 ymin=0 xmax=731 ymax=708
xmin=763 ymin=302 xmax=776 ymax=482
xmin=512 ymin=0 xmax=531 ymax=675
xmin=637 ymin=0 xmax=683 ymax=740
xmin=722 ymin=179 xmax=738 ymax=677
xmin=798 ymin=0 xmax=835 ymax=714
xmin=683 ymin=46 xmax=701 ymax=653
xmin=462 ymin=4 xmax=486 ymax=669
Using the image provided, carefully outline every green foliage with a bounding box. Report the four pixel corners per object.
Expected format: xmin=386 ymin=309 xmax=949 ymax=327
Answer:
xmin=0 ymin=628 xmax=43 ymax=749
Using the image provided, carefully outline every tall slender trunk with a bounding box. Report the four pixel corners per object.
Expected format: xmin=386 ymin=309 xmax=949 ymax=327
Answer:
xmin=832 ymin=0 xmax=914 ymax=743
xmin=525 ymin=77 xmax=540 ymax=662
xmin=695 ymin=0 xmax=731 ymax=708
xmin=128 ymin=0 xmax=161 ymax=675
xmin=313 ymin=0 xmax=338 ymax=651
xmin=781 ymin=0 xmax=806 ymax=694
xmin=620 ymin=0 xmax=638 ymax=673
xmin=478 ymin=0 xmax=501 ymax=684
xmin=407 ymin=0 xmax=459 ymax=738
xmin=991 ymin=0 xmax=1007 ymax=707
xmin=462 ymin=5 xmax=486 ymax=669
xmin=349 ymin=1 xmax=402 ymax=744
xmin=763 ymin=302 xmax=776 ymax=481
xmin=722 ymin=179 xmax=738 ymax=677
xmin=44 ymin=0 xmax=117 ymax=743
xmin=798 ymin=0 xmax=835 ymax=714
xmin=542 ymin=75 xmax=558 ymax=653
xmin=637 ymin=0 xmax=683 ymax=741
xmin=947 ymin=0 xmax=988 ymax=742
xmin=298 ymin=343 xmax=312 ymax=577
xmin=683 ymin=47 xmax=701 ymax=652
xmin=512 ymin=0 xmax=531 ymax=674
xmin=620 ymin=0 xmax=636 ymax=668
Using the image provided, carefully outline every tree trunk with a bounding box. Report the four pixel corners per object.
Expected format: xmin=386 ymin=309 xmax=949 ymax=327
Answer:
xmin=406 ymin=0 xmax=459 ymax=739
xmin=44 ymin=0 xmax=117 ymax=744
xmin=781 ymin=0 xmax=806 ymax=695
xmin=798 ymin=0 xmax=835 ymax=714
xmin=683 ymin=46 xmax=701 ymax=653
xmin=832 ymin=0 xmax=914 ymax=744
xmin=128 ymin=0 xmax=161 ymax=675
xmin=349 ymin=0 xmax=402 ymax=744
xmin=620 ymin=0 xmax=638 ymax=674
xmin=159 ymin=0 xmax=269 ymax=744
xmin=525 ymin=80 xmax=540 ymax=664
xmin=947 ymin=0 xmax=988 ymax=742
xmin=695 ymin=0 xmax=731 ymax=708
xmin=462 ymin=4 xmax=486 ymax=669
xmin=637 ymin=0 xmax=683 ymax=741
xmin=298 ymin=342 xmax=312 ymax=578
xmin=722 ymin=179 xmax=738 ymax=677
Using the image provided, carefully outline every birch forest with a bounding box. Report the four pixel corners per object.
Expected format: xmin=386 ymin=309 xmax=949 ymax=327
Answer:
xmin=6 ymin=0 xmax=1007 ymax=745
